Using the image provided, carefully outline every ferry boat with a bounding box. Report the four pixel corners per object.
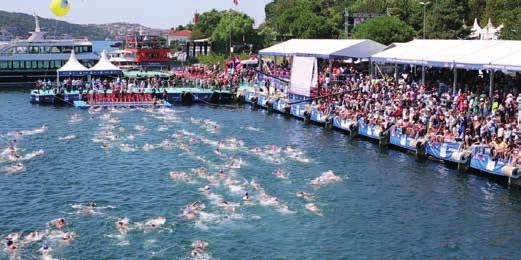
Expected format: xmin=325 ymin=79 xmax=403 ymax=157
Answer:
xmin=0 ymin=14 xmax=98 ymax=86
xmin=110 ymin=34 xmax=170 ymax=70
xmin=108 ymin=49 xmax=138 ymax=70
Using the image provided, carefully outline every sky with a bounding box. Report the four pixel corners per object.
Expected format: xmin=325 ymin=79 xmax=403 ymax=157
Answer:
xmin=1 ymin=0 xmax=272 ymax=29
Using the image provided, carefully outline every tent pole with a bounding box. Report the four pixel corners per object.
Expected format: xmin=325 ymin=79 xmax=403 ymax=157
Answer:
xmin=421 ymin=66 xmax=425 ymax=85
xmin=489 ymin=70 xmax=494 ymax=97
xmin=453 ymin=68 xmax=457 ymax=95
xmin=369 ymin=58 xmax=373 ymax=79
xmin=394 ymin=63 xmax=398 ymax=86
xmin=328 ymin=59 xmax=333 ymax=88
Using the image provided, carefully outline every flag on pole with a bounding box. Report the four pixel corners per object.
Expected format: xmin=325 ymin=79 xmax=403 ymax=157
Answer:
xmin=233 ymin=0 xmax=239 ymax=6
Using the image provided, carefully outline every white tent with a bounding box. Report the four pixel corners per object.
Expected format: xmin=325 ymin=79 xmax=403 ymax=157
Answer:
xmin=89 ymin=50 xmax=123 ymax=75
xmin=259 ymin=39 xmax=386 ymax=59
xmin=371 ymin=39 xmax=521 ymax=71
xmin=57 ymin=50 xmax=90 ymax=76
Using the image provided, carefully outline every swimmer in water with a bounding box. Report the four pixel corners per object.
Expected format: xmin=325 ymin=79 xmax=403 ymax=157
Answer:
xmin=305 ymin=203 xmax=323 ymax=216
xmin=39 ymin=244 xmax=51 ymax=256
xmin=296 ymin=191 xmax=314 ymax=202
xmin=55 ymin=218 xmax=65 ymax=229
xmin=243 ymin=192 xmax=250 ymax=202
xmin=145 ymin=216 xmax=166 ymax=229
xmin=24 ymin=231 xmax=43 ymax=244
xmin=5 ymin=240 xmax=17 ymax=253
xmin=61 ymin=232 xmax=75 ymax=245
xmin=191 ymin=240 xmax=207 ymax=256
xmin=116 ymin=217 xmax=129 ymax=234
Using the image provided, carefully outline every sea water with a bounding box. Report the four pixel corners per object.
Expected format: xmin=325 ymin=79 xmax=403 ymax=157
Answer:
xmin=1 ymin=89 xmax=521 ymax=259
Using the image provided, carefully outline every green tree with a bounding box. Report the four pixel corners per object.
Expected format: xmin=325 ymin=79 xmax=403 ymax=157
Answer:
xmin=210 ymin=11 xmax=255 ymax=53
xmin=352 ymin=16 xmax=414 ymax=45
xmin=425 ymin=0 xmax=470 ymax=39
xmin=193 ymin=9 xmax=227 ymax=38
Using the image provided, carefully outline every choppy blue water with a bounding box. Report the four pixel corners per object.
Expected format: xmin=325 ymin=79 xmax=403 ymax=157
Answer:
xmin=1 ymin=89 xmax=521 ymax=259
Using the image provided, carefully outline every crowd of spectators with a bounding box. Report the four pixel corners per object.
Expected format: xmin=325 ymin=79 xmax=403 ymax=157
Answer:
xmin=307 ymin=74 xmax=521 ymax=165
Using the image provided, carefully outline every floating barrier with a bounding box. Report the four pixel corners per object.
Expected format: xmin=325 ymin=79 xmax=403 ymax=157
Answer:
xmin=73 ymin=100 xmax=172 ymax=109
xmin=389 ymin=128 xmax=418 ymax=153
xmin=30 ymin=88 xmax=233 ymax=105
xmin=243 ymin=91 xmax=521 ymax=185
xmin=470 ymin=146 xmax=519 ymax=179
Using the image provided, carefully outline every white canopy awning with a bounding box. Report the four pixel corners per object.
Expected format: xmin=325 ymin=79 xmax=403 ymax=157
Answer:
xmin=57 ymin=50 xmax=90 ymax=76
xmin=89 ymin=50 xmax=123 ymax=75
xmin=259 ymin=39 xmax=386 ymax=59
xmin=371 ymin=39 xmax=521 ymax=71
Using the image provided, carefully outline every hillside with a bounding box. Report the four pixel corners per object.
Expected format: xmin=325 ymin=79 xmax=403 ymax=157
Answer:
xmin=0 ymin=10 xmax=165 ymax=41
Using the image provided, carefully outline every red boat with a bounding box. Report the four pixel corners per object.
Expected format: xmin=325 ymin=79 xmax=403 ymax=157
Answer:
xmin=115 ymin=35 xmax=170 ymax=69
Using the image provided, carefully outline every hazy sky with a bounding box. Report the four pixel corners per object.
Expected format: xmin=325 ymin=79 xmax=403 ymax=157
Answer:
xmin=1 ymin=0 xmax=272 ymax=29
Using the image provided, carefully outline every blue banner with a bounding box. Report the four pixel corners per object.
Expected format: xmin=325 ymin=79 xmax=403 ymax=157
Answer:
xmin=357 ymin=121 xmax=380 ymax=140
xmin=470 ymin=146 xmax=512 ymax=177
xmin=389 ymin=128 xmax=417 ymax=152
xmin=333 ymin=117 xmax=356 ymax=132
xmin=290 ymin=104 xmax=306 ymax=119
xmin=310 ymin=109 xmax=325 ymax=123
xmin=426 ymin=141 xmax=462 ymax=162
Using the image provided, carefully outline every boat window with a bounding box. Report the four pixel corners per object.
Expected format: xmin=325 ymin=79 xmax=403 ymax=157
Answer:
xmin=50 ymin=46 xmax=61 ymax=53
xmin=16 ymin=47 xmax=28 ymax=54
xmin=62 ymin=46 xmax=72 ymax=53
xmin=25 ymin=61 xmax=32 ymax=69
xmin=32 ymin=61 xmax=37 ymax=69
xmin=37 ymin=60 xmax=45 ymax=69
xmin=0 ymin=61 xmax=8 ymax=69
xmin=12 ymin=61 xmax=20 ymax=69
xmin=43 ymin=60 xmax=49 ymax=69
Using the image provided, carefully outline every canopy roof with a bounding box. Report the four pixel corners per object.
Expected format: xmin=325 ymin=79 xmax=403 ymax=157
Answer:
xmin=259 ymin=39 xmax=386 ymax=59
xmin=90 ymin=50 xmax=123 ymax=75
xmin=57 ymin=50 xmax=89 ymax=76
xmin=371 ymin=39 xmax=521 ymax=71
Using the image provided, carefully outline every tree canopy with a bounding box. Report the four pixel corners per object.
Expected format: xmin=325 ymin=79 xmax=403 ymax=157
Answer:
xmin=177 ymin=0 xmax=521 ymax=54
xmin=353 ymin=16 xmax=414 ymax=45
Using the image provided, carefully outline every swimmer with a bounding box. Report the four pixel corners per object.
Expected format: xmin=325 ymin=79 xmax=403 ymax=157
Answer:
xmin=55 ymin=218 xmax=65 ymax=229
xmin=274 ymin=168 xmax=288 ymax=179
xmin=243 ymin=192 xmax=250 ymax=202
xmin=61 ymin=232 xmax=75 ymax=245
xmin=116 ymin=217 xmax=129 ymax=234
xmin=250 ymin=179 xmax=263 ymax=192
xmin=39 ymin=244 xmax=52 ymax=257
xmin=23 ymin=231 xmax=43 ymax=244
xmin=191 ymin=240 xmax=207 ymax=256
xmin=145 ymin=217 xmax=166 ymax=229
xmin=310 ymin=170 xmax=342 ymax=187
xmin=82 ymin=202 xmax=97 ymax=214
xmin=305 ymin=203 xmax=323 ymax=216
xmin=201 ymin=185 xmax=211 ymax=194
xmin=296 ymin=191 xmax=314 ymax=202
xmin=5 ymin=239 xmax=17 ymax=253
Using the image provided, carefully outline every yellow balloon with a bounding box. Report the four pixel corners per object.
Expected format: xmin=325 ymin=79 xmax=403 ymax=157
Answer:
xmin=50 ymin=0 xmax=71 ymax=17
